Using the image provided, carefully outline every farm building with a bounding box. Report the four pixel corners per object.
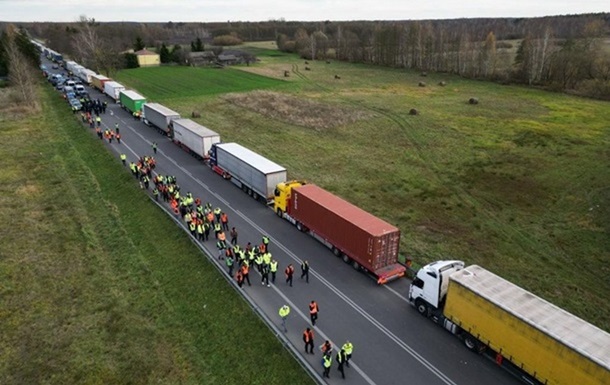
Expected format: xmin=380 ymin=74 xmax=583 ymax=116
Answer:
xmin=188 ymin=51 xmax=217 ymax=66
xmin=217 ymin=54 xmax=241 ymax=66
xmin=135 ymin=49 xmax=160 ymax=67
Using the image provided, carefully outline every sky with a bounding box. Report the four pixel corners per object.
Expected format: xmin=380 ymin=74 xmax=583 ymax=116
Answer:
xmin=0 ymin=0 xmax=607 ymax=22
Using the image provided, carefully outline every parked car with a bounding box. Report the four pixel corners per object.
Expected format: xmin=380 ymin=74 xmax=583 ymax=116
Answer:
xmin=69 ymin=98 xmax=82 ymax=110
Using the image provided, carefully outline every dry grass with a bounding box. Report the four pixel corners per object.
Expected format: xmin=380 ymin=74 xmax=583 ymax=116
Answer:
xmin=0 ymin=87 xmax=40 ymax=121
xmin=223 ymin=90 xmax=374 ymax=131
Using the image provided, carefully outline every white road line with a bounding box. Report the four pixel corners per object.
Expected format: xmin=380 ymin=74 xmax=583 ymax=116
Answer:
xmin=112 ymin=119 xmax=458 ymax=385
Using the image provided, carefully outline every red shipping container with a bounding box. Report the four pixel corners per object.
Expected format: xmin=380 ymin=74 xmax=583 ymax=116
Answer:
xmin=290 ymin=185 xmax=404 ymax=282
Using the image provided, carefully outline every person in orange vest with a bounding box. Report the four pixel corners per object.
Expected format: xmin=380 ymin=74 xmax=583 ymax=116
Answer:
xmin=116 ymin=133 xmax=121 ymax=144
xmin=309 ymin=300 xmax=319 ymax=326
xmin=285 ymin=263 xmax=295 ymax=287
xmin=303 ymin=327 xmax=315 ymax=354
xmin=241 ymin=263 xmax=251 ymax=286
xmin=220 ymin=212 xmax=229 ymax=231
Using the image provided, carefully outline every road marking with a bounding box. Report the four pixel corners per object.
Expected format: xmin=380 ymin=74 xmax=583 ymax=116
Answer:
xmin=103 ymin=112 xmax=458 ymax=385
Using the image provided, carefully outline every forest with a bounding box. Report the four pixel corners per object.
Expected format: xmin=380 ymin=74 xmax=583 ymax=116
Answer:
xmin=3 ymin=12 xmax=609 ymax=99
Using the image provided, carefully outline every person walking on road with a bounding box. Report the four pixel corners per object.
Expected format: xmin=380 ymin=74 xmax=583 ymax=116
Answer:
xmin=261 ymin=262 xmax=270 ymax=287
xmin=241 ymin=263 xmax=251 ymax=286
xmin=226 ymin=253 xmax=234 ymax=277
xmin=300 ymin=260 xmax=310 ymax=283
xmin=262 ymin=235 xmax=270 ymax=252
xmin=322 ymin=352 xmax=332 ymax=378
xmin=309 ymin=300 xmax=319 ymax=326
xmin=120 ymin=154 xmax=126 ymax=166
xmin=336 ymin=348 xmax=347 ymax=379
xmin=270 ymin=258 xmax=278 ymax=284
xmin=230 ymin=227 xmax=238 ymax=245
xmin=285 ymin=263 xmax=294 ymax=287
xmin=236 ymin=269 xmax=244 ymax=288
xmin=220 ymin=212 xmax=229 ymax=231
xmin=303 ymin=327 xmax=315 ymax=354
xmin=279 ymin=305 xmax=290 ymax=332
xmin=152 ymin=142 xmax=158 ymax=154
xmin=342 ymin=341 xmax=354 ymax=368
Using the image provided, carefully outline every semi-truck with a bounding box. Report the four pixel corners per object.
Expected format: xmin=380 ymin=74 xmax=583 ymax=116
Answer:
xmin=103 ymin=81 xmax=125 ymax=102
xmin=274 ymin=182 xmax=405 ymax=284
xmin=77 ymin=68 xmax=95 ymax=85
xmin=65 ymin=61 xmax=78 ymax=74
xmin=119 ymin=90 xmax=147 ymax=115
xmin=171 ymin=119 xmax=220 ymax=159
xmin=142 ymin=103 xmax=181 ymax=136
xmin=91 ymin=74 xmax=110 ymax=92
xmin=409 ymin=261 xmax=610 ymax=385
xmin=209 ymin=143 xmax=287 ymax=203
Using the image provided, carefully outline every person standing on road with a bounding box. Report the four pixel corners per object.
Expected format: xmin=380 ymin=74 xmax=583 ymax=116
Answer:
xmin=279 ymin=305 xmax=290 ymax=332
xmin=241 ymin=263 xmax=251 ymax=286
xmin=115 ymin=123 xmax=119 ymax=134
xmin=261 ymin=261 xmax=270 ymax=287
xmin=152 ymin=142 xmax=157 ymax=154
xmin=322 ymin=352 xmax=332 ymax=378
xmin=270 ymin=258 xmax=278 ymax=284
xmin=342 ymin=341 xmax=353 ymax=368
xmin=262 ymin=235 xmax=270 ymax=252
xmin=220 ymin=212 xmax=229 ymax=231
xmin=303 ymin=327 xmax=314 ymax=354
xmin=230 ymin=227 xmax=238 ymax=245
xmin=226 ymin=253 xmax=234 ymax=277
xmin=236 ymin=269 xmax=244 ymax=288
xmin=285 ymin=263 xmax=294 ymax=286
xmin=120 ymin=154 xmax=126 ymax=166
xmin=336 ymin=348 xmax=346 ymax=379
xmin=300 ymin=260 xmax=310 ymax=283
xmin=309 ymin=300 xmax=319 ymax=326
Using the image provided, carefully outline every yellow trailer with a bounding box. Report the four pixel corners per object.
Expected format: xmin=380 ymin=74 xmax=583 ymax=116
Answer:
xmin=444 ymin=265 xmax=610 ymax=385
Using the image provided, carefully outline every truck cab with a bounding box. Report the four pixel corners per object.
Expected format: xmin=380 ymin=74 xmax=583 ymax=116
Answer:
xmin=273 ymin=180 xmax=305 ymax=218
xmin=409 ymin=260 xmax=464 ymax=316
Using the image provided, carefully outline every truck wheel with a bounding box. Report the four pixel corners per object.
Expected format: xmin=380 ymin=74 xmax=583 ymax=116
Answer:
xmin=247 ymin=188 xmax=253 ymax=196
xmin=276 ymin=208 xmax=283 ymax=217
xmin=342 ymin=255 xmax=350 ymax=264
xmin=242 ymin=184 xmax=248 ymax=193
xmin=464 ymin=334 xmax=480 ymax=351
xmin=415 ymin=299 xmax=429 ymax=317
xmin=296 ymin=222 xmax=303 ymax=231
xmin=252 ymin=191 xmax=258 ymax=201
xmin=332 ymin=247 xmax=342 ymax=257
xmin=352 ymin=261 xmax=360 ymax=270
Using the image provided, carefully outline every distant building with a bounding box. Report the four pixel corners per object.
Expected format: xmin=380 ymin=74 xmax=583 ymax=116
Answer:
xmin=188 ymin=51 xmax=217 ymax=66
xmin=135 ymin=49 xmax=160 ymax=67
xmin=217 ymin=54 xmax=241 ymax=66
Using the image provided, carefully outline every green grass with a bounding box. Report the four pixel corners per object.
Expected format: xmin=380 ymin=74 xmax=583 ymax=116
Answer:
xmin=0 ymin=86 xmax=313 ymax=384
xmin=116 ymin=48 xmax=610 ymax=332
xmin=114 ymin=66 xmax=287 ymax=101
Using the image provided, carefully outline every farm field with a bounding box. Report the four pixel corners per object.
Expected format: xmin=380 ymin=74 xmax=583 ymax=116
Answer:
xmin=116 ymin=43 xmax=610 ymax=331
xmin=0 ymin=85 xmax=313 ymax=385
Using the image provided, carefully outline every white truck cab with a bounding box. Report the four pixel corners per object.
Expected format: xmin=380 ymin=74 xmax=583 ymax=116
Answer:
xmin=409 ymin=260 xmax=464 ymax=315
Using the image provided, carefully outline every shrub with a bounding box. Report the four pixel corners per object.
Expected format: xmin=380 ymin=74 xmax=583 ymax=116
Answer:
xmin=212 ymin=35 xmax=243 ymax=46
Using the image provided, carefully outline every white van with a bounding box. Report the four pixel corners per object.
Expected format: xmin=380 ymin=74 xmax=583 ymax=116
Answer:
xmin=75 ymin=84 xmax=86 ymax=95
xmin=66 ymin=80 xmax=76 ymax=88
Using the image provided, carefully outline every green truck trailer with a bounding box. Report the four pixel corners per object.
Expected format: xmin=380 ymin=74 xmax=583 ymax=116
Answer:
xmin=119 ymin=90 xmax=147 ymax=115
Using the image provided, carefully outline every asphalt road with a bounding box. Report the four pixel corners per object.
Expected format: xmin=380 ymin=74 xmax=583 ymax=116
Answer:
xmin=45 ymin=59 xmax=521 ymax=385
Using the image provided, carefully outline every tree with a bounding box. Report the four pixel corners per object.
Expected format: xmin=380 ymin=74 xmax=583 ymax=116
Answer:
xmin=171 ymin=44 xmax=183 ymax=63
xmin=124 ymin=53 xmax=139 ymax=68
xmin=159 ymin=43 xmax=171 ymax=63
xmin=2 ymin=25 xmax=37 ymax=108
xmin=134 ymin=36 xmax=145 ymax=51
xmin=481 ymin=31 xmax=497 ymax=77
xmin=195 ymin=37 xmax=204 ymax=51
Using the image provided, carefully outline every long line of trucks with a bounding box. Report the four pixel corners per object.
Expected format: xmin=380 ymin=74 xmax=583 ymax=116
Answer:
xmin=38 ymin=44 xmax=610 ymax=385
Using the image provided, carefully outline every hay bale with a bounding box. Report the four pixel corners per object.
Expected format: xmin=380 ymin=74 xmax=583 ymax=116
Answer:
xmin=438 ymin=81 xmax=447 ymax=86
xmin=305 ymin=66 xmax=311 ymax=71
xmin=334 ymin=74 xmax=341 ymax=79
xmin=284 ymin=70 xmax=290 ymax=77
xmin=192 ymin=111 xmax=201 ymax=118
xmin=409 ymin=108 xmax=419 ymax=115
xmin=468 ymin=98 xmax=479 ymax=105
xmin=420 ymin=72 xmax=427 ymax=77
xmin=418 ymin=81 xmax=426 ymax=87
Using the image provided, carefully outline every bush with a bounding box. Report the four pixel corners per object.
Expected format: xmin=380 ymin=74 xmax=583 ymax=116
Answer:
xmin=409 ymin=108 xmax=418 ymax=115
xmin=496 ymin=41 xmax=514 ymax=49
xmin=438 ymin=81 xmax=447 ymax=86
xmin=212 ymin=35 xmax=243 ymax=46
xmin=418 ymin=81 xmax=426 ymax=87
xmin=468 ymin=97 xmax=479 ymax=105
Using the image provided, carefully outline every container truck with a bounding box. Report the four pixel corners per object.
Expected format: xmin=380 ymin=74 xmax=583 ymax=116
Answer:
xmin=409 ymin=261 xmax=610 ymax=385
xmin=171 ymin=119 xmax=221 ymax=160
xmin=274 ymin=183 xmax=405 ymax=284
xmin=91 ymin=74 xmax=110 ymax=92
xmin=208 ymin=143 xmax=287 ymax=203
xmin=65 ymin=61 xmax=78 ymax=74
xmin=119 ymin=90 xmax=147 ymax=115
xmin=77 ymin=68 xmax=95 ymax=85
xmin=103 ymin=81 xmax=125 ymax=102
xmin=143 ymin=103 xmax=181 ymax=136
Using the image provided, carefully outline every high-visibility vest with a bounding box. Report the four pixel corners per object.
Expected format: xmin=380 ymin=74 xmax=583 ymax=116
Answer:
xmin=256 ymin=255 xmax=263 ymax=265
xmin=270 ymin=261 xmax=278 ymax=272
xmin=197 ymin=225 xmax=203 ymax=234
xmin=214 ymin=223 xmax=221 ymax=232
xmin=342 ymin=342 xmax=353 ymax=355
xmin=263 ymin=253 xmax=271 ymax=265
xmin=279 ymin=305 xmax=290 ymax=317
xmin=303 ymin=330 xmax=314 ymax=342
xmin=323 ymin=355 xmax=332 ymax=368
xmin=241 ymin=265 xmax=249 ymax=274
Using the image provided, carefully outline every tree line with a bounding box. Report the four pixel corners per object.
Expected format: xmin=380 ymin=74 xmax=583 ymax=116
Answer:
xmin=0 ymin=24 xmax=40 ymax=108
xmin=5 ymin=12 xmax=608 ymax=98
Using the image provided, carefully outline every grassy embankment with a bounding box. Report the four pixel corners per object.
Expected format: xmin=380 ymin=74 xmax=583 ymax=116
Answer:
xmin=0 ymin=85 xmax=313 ymax=384
xmin=115 ymin=45 xmax=610 ymax=332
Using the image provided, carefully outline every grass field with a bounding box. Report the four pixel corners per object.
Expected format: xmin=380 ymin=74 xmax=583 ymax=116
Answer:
xmin=115 ymin=44 xmax=610 ymax=331
xmin=0 ymin=85 xmax=313 ymax=384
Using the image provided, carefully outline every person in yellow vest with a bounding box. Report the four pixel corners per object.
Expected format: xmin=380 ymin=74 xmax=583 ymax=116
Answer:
xmin=342 ymin=341 xmax=354 ymax=368
xmin=279 ymin=305 xmax=290 ymax=332
xmin=322 ymin=351 xmax=332 ymax=378
xmin=270 ymin=259 xmax=278 ymax=284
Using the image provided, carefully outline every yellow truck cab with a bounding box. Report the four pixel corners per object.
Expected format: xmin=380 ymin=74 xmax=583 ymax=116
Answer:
xmin=273 ymin=180 xmax=305 ymax=218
